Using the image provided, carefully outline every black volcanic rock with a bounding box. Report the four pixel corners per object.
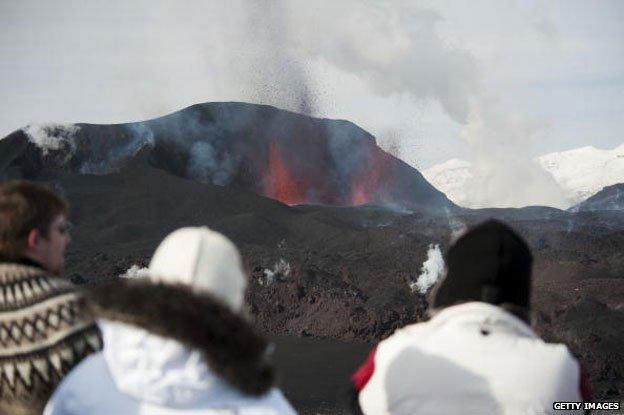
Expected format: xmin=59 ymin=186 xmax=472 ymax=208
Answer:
xmin=571 ymin=183 xmax=624 ymax=212
xmin=0 ymin=102 xmax=453 ymax=212
xmin=42 ymin=161 xmax=431 ymax=341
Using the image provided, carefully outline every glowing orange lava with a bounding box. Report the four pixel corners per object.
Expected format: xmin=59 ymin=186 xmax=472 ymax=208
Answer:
xmin=265 ymin=143 xmax=307 ymax=205
xmin=349 ymin=152 xmax=392 ymax=206
xmin=350 ymin=183 xmax=369 ymax=205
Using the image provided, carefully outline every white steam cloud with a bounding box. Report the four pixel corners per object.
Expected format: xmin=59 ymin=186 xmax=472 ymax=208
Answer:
xmin=5 ymin=1 xmax=610 ymax=208
xmin=164 ymin=1 xmax=571 ymax=208
xmin=230 ymin=1 xmax=572 ymax=208
xmin=458 ymin=96 xmax=571 ymax=208
xmin=260 ymin=258 xmax=292 ymax=286
xmin=187 ymin=141 xmax=236 ymax=186
xmin=195 ymin=0 xmax=478 ymax=123
xmin=22 ymin=123 xmax=79 ymax=156
xmin=283 ymin=1 xmax=479 ymax=123
xmin=119 ymin=265 xmax=150 ymax=279
xmin=410 ymin=244 xmax=444 ymax=294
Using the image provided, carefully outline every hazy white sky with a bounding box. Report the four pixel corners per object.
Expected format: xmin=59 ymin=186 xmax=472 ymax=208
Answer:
xmin=1 ymin=0 xmax=623 ymax=169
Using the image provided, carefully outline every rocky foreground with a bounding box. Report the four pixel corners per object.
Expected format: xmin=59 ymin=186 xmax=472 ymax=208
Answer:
xmin=49 ymin=162 xmax=624 ymax=406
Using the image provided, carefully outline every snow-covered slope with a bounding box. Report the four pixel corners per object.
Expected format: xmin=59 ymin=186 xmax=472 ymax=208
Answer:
xmin=572 ymin=183 xmax=624 ymax=212
xmin=421 ymin=159 xmax=473 ymax=207
xmin=424 ymin=144 xmax=624 ymax=209
xmin=537 ymin=144 xmax=624 ymax=204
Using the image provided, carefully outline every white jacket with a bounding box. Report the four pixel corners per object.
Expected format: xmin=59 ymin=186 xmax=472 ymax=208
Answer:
xmin=45 ymin=320 xmax=297 ymax=415
xmin=46 ymin=228 xmax=297 ymax=415
xmin=359 ymin=302 xmax=583 ymax=415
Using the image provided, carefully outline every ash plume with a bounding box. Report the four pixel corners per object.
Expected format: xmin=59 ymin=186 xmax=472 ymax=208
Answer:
xmin=459 ymin=96 xmax=570 ymax=208
xmin=283 ymin=1 xmax=479 ymax=123
xmin=240 ymin=1 xmax=315 ymax=115
xmin=6 ymin=1 xmax=572 ymax=208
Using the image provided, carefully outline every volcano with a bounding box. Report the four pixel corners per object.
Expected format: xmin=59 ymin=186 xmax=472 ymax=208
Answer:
xmin=0 ymin=102 xmax=453 ymax=212
xmin=1 ymin=103 xmax=623 ymax=412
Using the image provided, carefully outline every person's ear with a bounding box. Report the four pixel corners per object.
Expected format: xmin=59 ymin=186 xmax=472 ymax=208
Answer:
xmin=26 ymin=228 xmax=42 ymax=252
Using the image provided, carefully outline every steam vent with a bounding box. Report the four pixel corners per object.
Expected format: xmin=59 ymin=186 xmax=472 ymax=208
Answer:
xmin=0 ymin=102 xmax=453 ymax=212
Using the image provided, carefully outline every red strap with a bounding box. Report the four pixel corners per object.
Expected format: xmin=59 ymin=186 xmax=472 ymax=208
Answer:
xmin=351 ymin=347 xmax=377 ymax=391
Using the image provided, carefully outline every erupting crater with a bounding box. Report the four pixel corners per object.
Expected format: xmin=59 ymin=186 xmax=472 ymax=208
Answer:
xmin=0 ymin=102 xmax=453 ymax=212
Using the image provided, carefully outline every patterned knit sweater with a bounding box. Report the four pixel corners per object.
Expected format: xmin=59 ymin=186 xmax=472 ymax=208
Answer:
xmin=0 ymin=262 xmax=101 ymax=415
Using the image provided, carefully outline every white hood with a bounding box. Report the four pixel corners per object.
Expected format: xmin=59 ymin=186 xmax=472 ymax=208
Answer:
xmin=101 ymin=320 xmax=240 ymax=408
xmin=44 ymin=227 xmax=297 ymax=415
xmin=149 ymin=227 xmax=247 ymax=313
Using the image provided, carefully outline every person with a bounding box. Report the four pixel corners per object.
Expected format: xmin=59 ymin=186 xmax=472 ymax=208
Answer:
xmin=351 ymin=219 xmax=589 ymax=415
xmin=45 ymin=227 xmax=297 ymax=415
xmin=0 ymin=181 xmax=101 ymax=415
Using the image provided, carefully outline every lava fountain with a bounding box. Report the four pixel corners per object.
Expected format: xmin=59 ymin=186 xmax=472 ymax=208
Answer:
xmin=262 ymin=139 xmax=394 ymax=206
xmin=264 ymin=142 xmax=308 ymax=205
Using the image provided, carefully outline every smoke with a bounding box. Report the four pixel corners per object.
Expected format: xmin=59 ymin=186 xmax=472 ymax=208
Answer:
xmin=238 ymin=1 xmax=315 ymax=115
xmin=21 ymin=122 xmax=158 ymax=175
xmin=260 ymin=258 xmax=292 ymax=286
xmin=140 ymin=105 xmax=248 ymax=187
xmin=22 ymin=123 xmax=79 ymax=157
xmin=410 ymin=244 xmax=444 ymax=294
xmin=458 ymin=96 xmax=571 ymax=208
xmin=80 ymin=124 xmax=155 ymax=175
xmin=187 ymin=141 xmax=237 ymax=186
xmin=119 ymin=265 xmax=149 ymax=279
xmin=126 ymin=123 xmax=155 ymax=149
xmin=6 ymin=1 xmax=579 ymax=209
xmin=443 ymin=206 xmax=467 ymax=243
xmin=284 ymin=1 xmax=479 ymax=123
xmin=214 ymin=1 xmax=567 ymax=208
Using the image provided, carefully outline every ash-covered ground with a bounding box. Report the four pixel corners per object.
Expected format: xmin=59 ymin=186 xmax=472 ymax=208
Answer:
xmin=52 ymin=168 xmax=624 ymax=411
xmin=1 ymin=103 xmax=623 ymax=412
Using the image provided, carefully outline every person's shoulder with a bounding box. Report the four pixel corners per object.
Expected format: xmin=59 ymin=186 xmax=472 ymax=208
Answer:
xmin=45 ymin=352 xmax=119 ymax=415
xmin=522 ymin=337 xmax=580 ymax=367
xmin=379 ymin=319 xmax=435 ymax=349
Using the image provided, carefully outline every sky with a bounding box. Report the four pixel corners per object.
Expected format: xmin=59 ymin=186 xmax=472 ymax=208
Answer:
xmin=1 ymin=0 xmax=623 ymax=171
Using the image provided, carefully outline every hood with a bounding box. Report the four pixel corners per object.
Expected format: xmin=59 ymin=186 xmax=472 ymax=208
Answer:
xmin=148 ymin=227 xmax=247 ymax=313
xmin=88 ymin=279 xmax=274 ymax=407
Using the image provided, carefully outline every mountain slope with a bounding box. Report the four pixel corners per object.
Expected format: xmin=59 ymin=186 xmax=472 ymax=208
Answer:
xmin=571 ymin=183 xmax=624 ymax=212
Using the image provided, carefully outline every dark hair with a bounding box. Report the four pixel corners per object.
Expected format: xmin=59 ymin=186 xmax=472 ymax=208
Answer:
xmin=0 ymin=181 xmax=68 ymax=260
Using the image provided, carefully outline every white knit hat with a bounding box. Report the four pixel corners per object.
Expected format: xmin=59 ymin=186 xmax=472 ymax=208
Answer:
xmin=148 ymin=227 xmax=247 ymax=313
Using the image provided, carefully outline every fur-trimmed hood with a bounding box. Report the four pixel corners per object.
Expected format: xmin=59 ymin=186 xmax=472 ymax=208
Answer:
xmin=86 ymin=278 xmax=274 ymax=407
